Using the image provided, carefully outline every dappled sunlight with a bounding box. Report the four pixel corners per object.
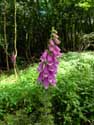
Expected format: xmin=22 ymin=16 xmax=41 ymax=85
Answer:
xmin=80 ymin=52 xmax=94 ymax=61
xmin=57 ymin=52 xmax=94 ymax=86
xmin=1 ymin=52 xmax=94 ymax=87
xmin=0 ymin=75 xmax=17 ymax=85
xmin=0 ymin=65 xmax=38 ymax=89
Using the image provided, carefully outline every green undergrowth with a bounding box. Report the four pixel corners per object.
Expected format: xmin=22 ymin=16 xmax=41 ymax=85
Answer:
xmin=0 ymin=52 xmax=94 ymax=125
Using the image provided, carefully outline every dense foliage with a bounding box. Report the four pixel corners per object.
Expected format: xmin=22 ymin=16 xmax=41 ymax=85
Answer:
xmin=0 ymin=52 xmax=94 ymax=125
xmin=0 ymin=0 xmax=94 ymax=70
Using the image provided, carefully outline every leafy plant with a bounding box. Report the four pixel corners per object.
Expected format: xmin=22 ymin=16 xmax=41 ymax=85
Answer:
xmin=0 ymin=52 xmax=94 ymax=125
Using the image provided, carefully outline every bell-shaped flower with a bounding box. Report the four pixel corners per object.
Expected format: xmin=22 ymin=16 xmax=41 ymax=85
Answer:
xmin=43 ymin=77 xmax=49 ymax=89
xmin=40 ymin=50 xmax=48 ymax=62
xmin=54 ymin=38 xmax=61 ymax=45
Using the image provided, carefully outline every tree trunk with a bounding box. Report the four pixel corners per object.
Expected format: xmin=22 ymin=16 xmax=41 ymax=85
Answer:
xmin=4 ymin=0 xmax=9 ymax=71
xmin=14 ymin=0 xmax=18 ymax=78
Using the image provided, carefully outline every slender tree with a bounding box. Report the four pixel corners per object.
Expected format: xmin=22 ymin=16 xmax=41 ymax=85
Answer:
xmin=14 ymin=0 xmax=17 ymax=77
xmin=4 ymin=0 xmax=9 ymax=71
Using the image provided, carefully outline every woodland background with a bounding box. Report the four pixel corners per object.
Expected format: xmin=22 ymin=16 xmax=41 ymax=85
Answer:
xmin=0 ymin=0 xmax=94 ymax=70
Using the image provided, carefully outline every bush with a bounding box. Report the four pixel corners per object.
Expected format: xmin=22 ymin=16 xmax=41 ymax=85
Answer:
xmin=0 ymin=52 xmax=94 ymax=125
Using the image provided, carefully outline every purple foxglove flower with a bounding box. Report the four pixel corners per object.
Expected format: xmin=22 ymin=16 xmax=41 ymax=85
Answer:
xmin=48 ymin=64 xmax=57 ymax=73
xmin=54 ymin=45 xmax=60 ymax=52
xmin=55 ymin=46 xmax=62 ymax=57
xmin=54 ymin=38 xmax=61 ymax=45
xmin=49 ymin=39 xmax=55 ymax=46
xmin=52 ymin=33 xmax=59 ymax=39
xmin=37 ymin=62 xmax=44 ymax=72
xmin=48 ymin=75 xmax=55 ymax=83
xmin=38 ymin=72 xmax=43 ymax=82
xmin=43 ymin=66 xmax=49 ymax=78
xmin=50 ymin=79 xmax=56 ymax=86
xmin=47 ymin=54 xmax=53 ymax=62
xmin=49 ymin=45 xmax=54 ymax=52
xmin=40 ymin=50 xmax=48 ymax=62
xmin=47 ymin=54 xmax=55 ymax=66
xmin=48 ymin=44 xmax=61 ymax=57
xmin=52 ymin=47 xmax=62 ymax=57
xmin=37 ymin=30 xmax=62 ymax=89
xmin=43 ymin=78 xmax=49 ymax=89
xmin=52 ymin=49 xmax=58 ymax=56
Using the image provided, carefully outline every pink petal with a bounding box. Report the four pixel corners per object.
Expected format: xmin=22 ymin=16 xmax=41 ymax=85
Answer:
xmin=52 ymin=33 xmax=59 ymax=39
xmin=49 ymin=45 xmax=54 ymax=52
xmin=43 ymin=66 xmax=49 ymax=78
xmin=54 ymin=38 xmax=61 ymax=45
xmin=55 ymin=45 xmax=60 ymax=52
xmin=40 ymin=50 xmax=48 ymax=61
xmin=49 ymin=39 xmax=55 ymax=46
xmin=38 ymin=72 xmax=43 ymax=82
xmin=43 ymin=78 xmax=49 ymax=89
